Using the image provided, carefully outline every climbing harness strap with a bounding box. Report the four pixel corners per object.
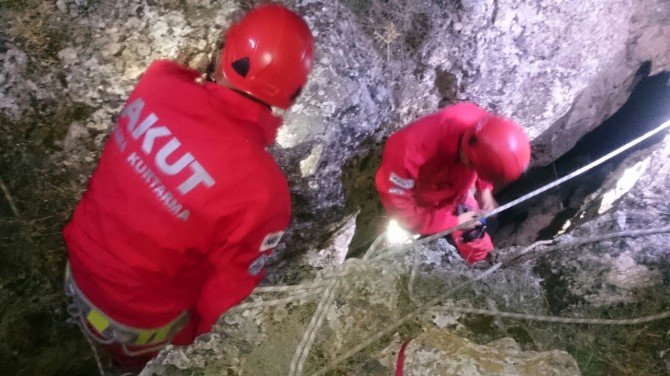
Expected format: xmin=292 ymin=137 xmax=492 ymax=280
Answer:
xmin=64 ymin=264 xmax=189 ymax=355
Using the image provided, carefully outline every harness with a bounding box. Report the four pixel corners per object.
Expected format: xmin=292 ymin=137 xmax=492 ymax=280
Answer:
xmin=64 ymin=265 xmax=189 ymax=356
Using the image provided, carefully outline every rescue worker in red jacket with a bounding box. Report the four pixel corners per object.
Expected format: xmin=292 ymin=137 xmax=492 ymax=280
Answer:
xmin=375 ymin=102 xmax=531 ymax=264
xmin=62 ymin=4 xmax=314 ymax=371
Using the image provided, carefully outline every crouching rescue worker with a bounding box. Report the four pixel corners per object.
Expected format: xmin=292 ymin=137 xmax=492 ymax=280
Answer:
xmin=375 ymin=102 xmax=530 ymax=264
xmin=62 ymin=4 xmax=314 ymax=372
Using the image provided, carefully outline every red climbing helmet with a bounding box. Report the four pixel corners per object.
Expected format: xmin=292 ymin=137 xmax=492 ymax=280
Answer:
xmin=220 ymin=4 xmax=315 ymax=109
xmin=461 ymin=116 xmax=531 ymax=183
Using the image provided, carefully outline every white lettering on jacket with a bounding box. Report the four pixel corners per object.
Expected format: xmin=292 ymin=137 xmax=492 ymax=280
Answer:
xmin=126 ymin=152 xmax=191 ymax=221
xmin=260 ymin=231 xmax=284 ymax=252
xmin=388 ymin=187 xmax=407 ymax=195
xmin=119 ymin=98 xmax=216 ymax=195
xmin=389 ymin=172 xmax=415 ymax=190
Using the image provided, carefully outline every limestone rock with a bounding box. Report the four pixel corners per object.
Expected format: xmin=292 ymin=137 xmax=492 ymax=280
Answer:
xmin=3 ymin=0 xmax=670 ymax=257
xmin=540 ymin=132 xmax=670 ymax=310
xmin=385 ymin=329 xmax=579 ymax=376
xmin=144 ymin=252 xmax=570 ymax=375
xmin=2 ymin=1 xmax=670 ymax=373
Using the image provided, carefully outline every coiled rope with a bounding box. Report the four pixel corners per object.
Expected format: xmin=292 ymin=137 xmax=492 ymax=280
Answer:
xmin=310 ymin=226 xmax=670 ymax=376
xmin=289 ymin=278 xmax=341 ymax=376
xmin=247 ymin=119 xmax=670 ymax=375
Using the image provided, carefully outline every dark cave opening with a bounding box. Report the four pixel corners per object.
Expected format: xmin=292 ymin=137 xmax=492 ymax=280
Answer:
xmin=492 ymin=69 xmax=670 ymax=245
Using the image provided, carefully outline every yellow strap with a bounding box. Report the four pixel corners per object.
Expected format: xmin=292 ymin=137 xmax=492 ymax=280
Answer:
xmin=134 ymin=323 xmax=176 ymax=345
xmin=151 ymin=325 xmax=172 ymax=344
xmin=134 ymin=329 xmax=155 ymax=345
xmin=70 ymin=262 xmax=183 ymax=346
xmin=86 ymin=310 xmax=110 ymax=334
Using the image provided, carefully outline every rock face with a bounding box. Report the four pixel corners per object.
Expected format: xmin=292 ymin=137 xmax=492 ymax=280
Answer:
xmin=287 ymin=0 xmax=670 ymax=250
xmin=393 ymin=329 xmax=580 ymax=376
xmin=538 ymin=132 xmax=670 ymax=312
xmin=3 ymin=0 xmax=670 ymax=253
xmin=142 ymin=255 xmax=579 ymax=375
xmin=145 ymin=122 xmax=670 ymax=375
xmin=2 ymin=0 xmax=670 ymax=374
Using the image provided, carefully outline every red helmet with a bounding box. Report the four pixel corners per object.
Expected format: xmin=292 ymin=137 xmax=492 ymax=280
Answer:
xmin=220 ymin=4 xmax=315 ymax=109
xmin=460 ymin=116 xmax=531 ymax=183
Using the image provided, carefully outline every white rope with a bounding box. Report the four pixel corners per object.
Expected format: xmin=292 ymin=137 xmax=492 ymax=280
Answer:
xmin=230 ymin=288 xmax=325 ymax=311
xmin=407 ymin=246 xmax=421 ymax=306
xmin=0 ymin=177 xmax=21 ymax=218
xmin=289 ymin=262 xmax=368 ymax=375
xmin=440 ymin=304 xmax=670 ymax=325
xmin=254 ymin=281 xmax=330 ymax=293
xmin=502 ymin=226 xmax=670 ymax=266
xmin=289 ymin=277 xmax=341 ymax=376
xmin=310 ymin=226 xmax=670 ymax=376
xmin=311 ymin=261 xmax=499 ymax=376
xmin=362 ymin=232 xmax=387 ymax=260
xmin=233 ymin=228 xmax=670 ymax=374
xmin=373 ymin=118 xmax=670 ymax=260
xmin=507 ymin=239 xmax=553 ymax=261
xmin=224 ymin=117 xmax=670 ymax=376
xmin=80 ymin=326 xmax=106 ymax=376
xmin=296 ymin=281 xmax=340 ymax=375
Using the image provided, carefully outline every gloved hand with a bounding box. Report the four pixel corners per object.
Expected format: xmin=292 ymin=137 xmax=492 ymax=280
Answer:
xmin=456 ymin=205 xmax=487 ymax=243
xmin=456 ymin=210 xmax=480 ymax=230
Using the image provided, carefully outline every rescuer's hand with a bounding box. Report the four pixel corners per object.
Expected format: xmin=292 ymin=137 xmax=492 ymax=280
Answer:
xmin=457 ymin=211 xmax=481 ymax=230
xmin=477 ymin=189 xmax=498 ymax=212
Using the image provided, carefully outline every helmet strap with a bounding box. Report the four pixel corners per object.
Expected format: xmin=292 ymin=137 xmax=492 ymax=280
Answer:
xmin=457 ymin=134 xmax=471 ymax=167
xmin=229 ymin=87 xmax=272 ymax=110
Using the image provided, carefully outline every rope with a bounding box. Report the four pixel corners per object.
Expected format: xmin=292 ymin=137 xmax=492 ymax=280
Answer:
xmin=222 ymin=120 xmax=670 ymax=374
xmin=502 ymin=226 xmax=670 ymax=267
xmin=407 ymin=250 xmax=421 ymax=306
xmin=289 ymin=262 xmax=369 ymax=375
xmin=440 ymin=305 xmax=670 ymax=325
xmin=310 ymin=226 xmax=670 ymax=376
xmin=230 ymin=288 xmax=325 ymax=311
xmin=0 ymin=177 xmax=21 ymax=218
xmin=232 ymin=228 xmax=670 ymax=373
xmin=311 ymin=260 xmax=500 ymax=376
xmin=251 ymin=270 xmax=351 ymax=295
xmin=222 ymin=226 xmax=670 ymax=375
xmin=289 ymin=277 xmax=341 ymax=376
xmin=362 ymin=232 xmax=387 ymax=260
xmin=501 ymin=239 xmax=553 ymax=265
xmin=254 ymin=281 xmax=330 ymax=293
xmin=372 ymin=118 xmax=670 ymax=260
xmin=81 ymin=326 xmax=106 ymax=376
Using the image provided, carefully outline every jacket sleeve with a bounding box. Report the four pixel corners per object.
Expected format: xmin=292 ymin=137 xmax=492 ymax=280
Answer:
xmin=194 ymin=178 xmax=290 ymax=335
xmin=375 ymin=112 xmax=459 ymax=235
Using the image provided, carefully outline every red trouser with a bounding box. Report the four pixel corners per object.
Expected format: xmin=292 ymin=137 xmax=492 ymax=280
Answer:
xmin=450 ymin=193 xmax=494 ymax=264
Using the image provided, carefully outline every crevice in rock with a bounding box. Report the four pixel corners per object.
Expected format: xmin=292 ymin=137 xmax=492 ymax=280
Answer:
xmin=494 ymin=69 xmax=670 ymax=247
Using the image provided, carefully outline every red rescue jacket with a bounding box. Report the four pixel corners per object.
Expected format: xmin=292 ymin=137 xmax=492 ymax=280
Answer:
xmin=63 ymin=60 xmax=290 ymax=340
xmin=375 ymin=102 xmax=493 ymax=235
